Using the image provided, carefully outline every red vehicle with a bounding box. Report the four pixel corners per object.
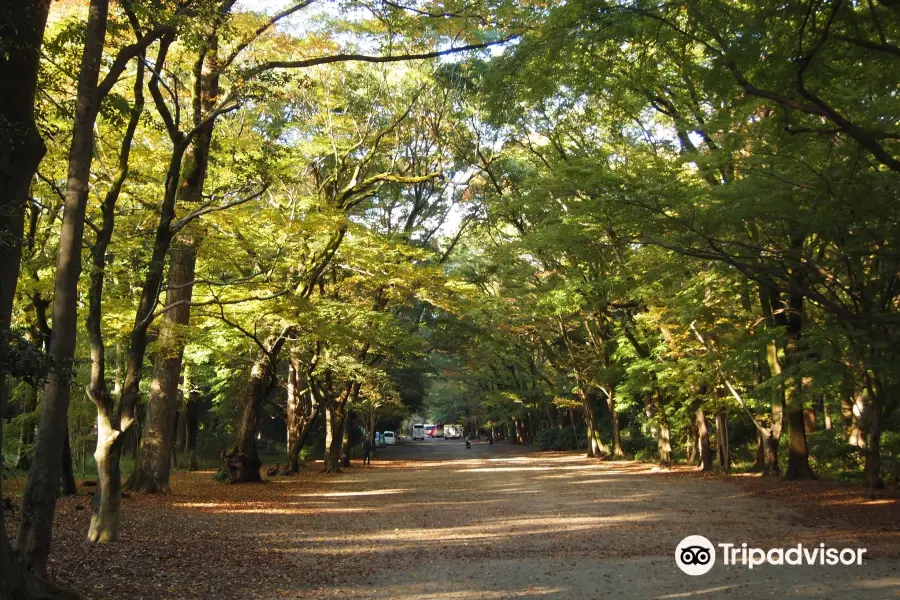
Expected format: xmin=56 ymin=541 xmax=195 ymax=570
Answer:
xmin=425 ymin=423 xmax=444 ymax=438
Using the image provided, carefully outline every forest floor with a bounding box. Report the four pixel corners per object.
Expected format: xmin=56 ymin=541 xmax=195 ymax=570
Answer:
xmin=5 ymin=441 xmax=900 ymax=599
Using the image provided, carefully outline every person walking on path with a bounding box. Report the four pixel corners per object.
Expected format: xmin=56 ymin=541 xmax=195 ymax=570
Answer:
xmin=363 ymin=438 xmax=373 ymax=465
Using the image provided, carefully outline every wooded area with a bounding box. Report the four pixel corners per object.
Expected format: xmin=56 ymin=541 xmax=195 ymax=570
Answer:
xmin=1 ymin=0 xmax=898 ymax=597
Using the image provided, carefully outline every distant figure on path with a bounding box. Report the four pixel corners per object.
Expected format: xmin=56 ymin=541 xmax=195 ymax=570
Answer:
xmin=363 ymin=438 xmax=372 ymax=464
xmin=488 ymin=436 xmax=493 ymax=447
xmin=465 ymin=435 xmax=472 ymax=449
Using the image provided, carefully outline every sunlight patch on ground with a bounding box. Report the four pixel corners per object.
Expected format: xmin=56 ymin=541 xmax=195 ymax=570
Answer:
xmin=654 ymin=585 xmax=737 ymax=599
xmin=457 ymin=465 xmax=601 ymax=473
xmin=293 ymin=489 xmax=408 ymax=498
xmin=272 ymin=514 xmax=654 ymax=554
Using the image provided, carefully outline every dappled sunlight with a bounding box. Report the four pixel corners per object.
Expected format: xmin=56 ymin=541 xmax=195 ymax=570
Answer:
xmin=210 ymin=507 xmax=370 ymax=515
xmin=654 ymin=585 xmax=738 ymax=598
xmin=328 ymin=585 xmax=566 ymax=599
xmin=457 ymin=464 xmax=603 ymax=474
xmin=292 ymin=488 xmax=409 ymax=498
xmin=37 ymin=446 xmax=899 ymax=600
xmin=855 ymin=577 xmax=900 ymax=589
xmin=265 ymin=513 xmax=657 ymax=556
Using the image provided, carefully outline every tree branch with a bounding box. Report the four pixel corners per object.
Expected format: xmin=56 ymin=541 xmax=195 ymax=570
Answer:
xmin=242 ymin=37 xmax=517 ymax=79
xmin=170 ymin=184 xmax=268 ymax=233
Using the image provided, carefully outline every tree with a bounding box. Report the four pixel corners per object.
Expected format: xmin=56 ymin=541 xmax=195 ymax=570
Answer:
xmin=0 ymin=0 xmax=53 ymax=591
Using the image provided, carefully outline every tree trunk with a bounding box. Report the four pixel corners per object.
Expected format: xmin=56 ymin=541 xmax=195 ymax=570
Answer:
xmin=0 ymin=0 xmax=49 ymax=341
xmin=655 ymin=394 xmax=672 ymax=466
xmin=779 ymin=264 xmax=814 ymax=481
xmin=127 ymin=243 xmax=197 ymax=493
xmin=803 ymin=406 xmax=816 ymax=433
xmin=59 ymin=430 xmax=77 ymax=496
xmin=322 ymin=403 xmax=343 ymax=473
xmin=113 ymin=28 xmax=192 ymax=507
xmin=0 ymin=1 xmax=54 ymax=589
xmin=282 ymin=356 xmax=318 ymax=474
xmin=15 ymin=384 xmax=38 ymax=470
xmin=284 ymin=411 xmax=317 ymax=474
xmin=606 ymin=388 xmax=624 ymax=458
xmin=133 ymin=29 xmax=222 ymax=487
xmin=171 ymin=411 xmax=182 ymax=469
xmin=16 ymin=0 xmax=110 ymax=574
xmin=340 ymin=410 xmax=352 ymax=468
xmin=864 ymin=372 xmax=886 ymax=492
xmin=1 ymin=383 xmax=80 ymax=599
xmin=760 ymin=426 xmax=780 ymax=477
xmin=715 ymin=409 xmax=729 ymax=473
xmin=184 ymin=396 xmax=200 ymax=471
xmin=81 ymin=48 xmax=145 ymax=545
xmin=784 ymin=376 xmax=814 ymax=480
xmin=752 ymin=428 xmax=764 ymax=472
xmin=686 ymin=420 xmax=698 ymax=466
xmin=696 ymin=409 xmax=712 ymax=472
xmin=88 ymin=410 xmax=123 ymax=543
xmin=841 ymin=393 xmax=866 ymax=447
xmin=222 ymin=338 xmax=284 ymax=483
xmin=580 ymin=390 xmax=604 ymax=457
xmin=284 ymin=357 xmax=302 ymax=473
xmin=528 ymin=411 xmax=537 ymax=445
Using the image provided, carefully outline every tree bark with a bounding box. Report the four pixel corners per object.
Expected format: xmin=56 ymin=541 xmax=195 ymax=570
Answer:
xmin=171 ymin=411 xmax=183 ymax=469
xmin=59 ymin=430 xmax=77 ymax=497
xmin=340 ymin=409 xmax=352 ymax=468
xmin=760 ymin=427 xmax=780 ymax=477
xmin=127 ymin=243 xmax=197 ymax=493
xmin=579 ymin=390 xmax=604 ymax=457
xmin=283 ymin=356 xmax=319 ymax=474
xmin=130 ymin=32 xmax=220 ymax=490
xmin=184 ymin=397 xmax=200 ymax=471
xmin=16 ymin=0 xmax=110 ymax=574
xmin=284 ymin=411 xmax=317 ymax=474
xmin=88 ymin=410 xmax=123 ymax=543
xmin=322 ymin=403 xmax=344 ymax=473
xmin=654 ymin=393 xmax=672 ymax=466
xmin=105 ymin=32 xmax=190 ymax=516
xmin=606 ymin=388 xmax=624 ymax=458
xmin=222 ymin=331 xmax=288 ymax=483
xmin=864 ymin=370 xmax=886 ymax=492
xmin=80 ymin=45 xmax=144 ymax=544
xmin=782 ymin=292 xmax=814 ymax=480
xmin=686 ymin=419 xmax=698 ymax=465
xmin=696 ymin=409 xmax=712 ymax=472
xmin=841 ymin=392 xmax=866 ymax=447
xmin=0 ymin=0 xmax=49 ymax=340
xmin=15 ymin=384 xmax=38 ymax=470
xmin=715 ymin=409 xmax=729 ymax=473
xmin=752 ymin=428 xmax=764 ymax=472
xmin=223 ymin=359 xmax=268 ymax=483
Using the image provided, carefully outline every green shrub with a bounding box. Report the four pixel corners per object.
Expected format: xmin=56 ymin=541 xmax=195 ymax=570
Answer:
xmin=535 ymin=427 xmax=582 ymax=451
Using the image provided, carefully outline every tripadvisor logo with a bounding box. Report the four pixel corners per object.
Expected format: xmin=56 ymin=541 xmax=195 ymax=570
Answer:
xmin=675 ymin=535 xmax=716 ymax=576
xmin=675 ymin=536 xmax=868 ymax=576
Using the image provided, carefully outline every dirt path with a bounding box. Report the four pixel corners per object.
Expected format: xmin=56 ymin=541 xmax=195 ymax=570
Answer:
xmin=11 ymin=441 xmax=900 ymax=599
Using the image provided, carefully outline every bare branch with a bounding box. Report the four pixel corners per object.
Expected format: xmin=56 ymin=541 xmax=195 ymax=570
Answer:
xmin=217 ymin=0 xmax=318 ymax=74
xmin=242 ymin=37 xmax=517 ymax=79
xmin=170 ymin=184 xmax=268 ymax=233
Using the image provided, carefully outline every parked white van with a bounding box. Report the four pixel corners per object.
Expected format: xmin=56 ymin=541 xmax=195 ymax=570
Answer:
xmin=384 ymin=431 xmax=396 ymax=445
xmin=412 ymin=424 xmax=425 ymax=440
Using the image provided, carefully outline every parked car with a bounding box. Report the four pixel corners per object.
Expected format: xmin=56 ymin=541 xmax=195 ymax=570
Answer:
xmin=375 ymin=432 xmax=386 ymax=448
xmin=383 ymin=431 xmax=396 ymax=445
